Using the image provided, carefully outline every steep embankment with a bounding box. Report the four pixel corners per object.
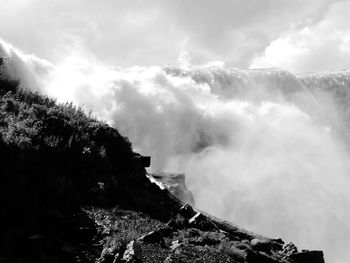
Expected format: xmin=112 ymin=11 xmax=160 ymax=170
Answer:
xmin=0 ymin=57 xmax=324 ymax=263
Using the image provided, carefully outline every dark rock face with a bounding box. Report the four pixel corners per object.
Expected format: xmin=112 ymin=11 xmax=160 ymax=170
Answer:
xmin=188 ymin=212 xmax=219 ymax=231
xmin=148 ymin=173 xmax=195 ymax=206
xmin=246 ymin=250 xmax=281 ymax=263
xmin=134 ymin=155 xmax=151 ymax=168
xmin=178 ymin=204 xmax=197 ymax=219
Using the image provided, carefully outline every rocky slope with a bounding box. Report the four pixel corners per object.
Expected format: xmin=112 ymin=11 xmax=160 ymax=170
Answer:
xmin=0 ymin=57 xmax=325 ymax=263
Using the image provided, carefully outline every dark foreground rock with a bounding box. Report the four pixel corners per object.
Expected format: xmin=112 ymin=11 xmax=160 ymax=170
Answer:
xmin=289 ymin=251 xmax=325 ymax=263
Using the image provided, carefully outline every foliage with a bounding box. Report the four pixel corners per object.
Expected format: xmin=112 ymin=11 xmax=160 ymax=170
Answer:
xmin=0 ymin=57 xmax=140 ymax=261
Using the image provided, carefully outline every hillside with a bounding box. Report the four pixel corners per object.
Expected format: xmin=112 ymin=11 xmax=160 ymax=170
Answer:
xmin=0 ymin=57 xmax=325 ymax=263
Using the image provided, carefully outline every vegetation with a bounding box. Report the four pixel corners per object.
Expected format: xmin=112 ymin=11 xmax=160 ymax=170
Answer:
xmin=0 ymin=57 xmax=140 ymax=261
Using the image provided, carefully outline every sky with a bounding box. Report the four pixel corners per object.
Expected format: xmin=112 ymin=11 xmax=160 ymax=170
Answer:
xmin=1 ymin=0 xmax=350 ymax=73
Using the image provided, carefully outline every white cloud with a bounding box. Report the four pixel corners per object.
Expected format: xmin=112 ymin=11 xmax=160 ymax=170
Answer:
xmin=250 ymin=0 xmax=350 ymax=73
xmin=0 ymin=0 xmax=340 ymax=69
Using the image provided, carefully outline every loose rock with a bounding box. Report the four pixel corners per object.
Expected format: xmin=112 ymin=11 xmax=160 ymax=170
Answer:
xmin=122 ymin=240 xmax=142 ymax=263
xmin=289 ymin=250 xmax=325 ymax=263
xmin=138 ymin=230 xmax=165 ymax=247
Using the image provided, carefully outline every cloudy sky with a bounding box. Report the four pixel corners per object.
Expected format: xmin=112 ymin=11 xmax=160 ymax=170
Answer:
xmin=1 ymin=0 xmax=350 ymax=73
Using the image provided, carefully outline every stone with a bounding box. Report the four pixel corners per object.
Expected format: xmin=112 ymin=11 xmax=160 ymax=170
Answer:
xmin=134 ymin=156 xmax=151 ymax=168
xmin=229 ymin=246 xmax=247 ymax=261
xmin=138 ymin=230 xmax=165 ymax=247
xmin=170 ymin=240 xmax=182 ymax=251
xmin=250 ymin=238 xmax=283 ymax=254
xmin=178 ymin=204 xmax=197 ymax=219
xmin=246 ymin=250 xmax=281 ymax=263
xmin=271 ymin=238 xmax=284 ymax=251
xmin=157 ymin=227 xmax=174 ymax=237
xmin=167 ymin=213 xmax=188 ymax=229
xmin=279 ymin=242 xmax=298 ymax=258
xmin=188 ymin=212 xmax=219 ymax=231
xmin=251 ymin=238 xmax=272 ymax=253
xmin=289 ymin=250 xmax=325 ymax=263
xmin=122 ymin=240 xmax=142 ymax=263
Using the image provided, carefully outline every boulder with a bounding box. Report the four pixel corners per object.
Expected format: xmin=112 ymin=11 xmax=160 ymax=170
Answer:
xmin=250 ymin=238 xmax=283 ymax=254
xmin=138 ymin=230 xmax=165 ymax=247
xmin=289 ymin=250 xmax=325 ymax=263
xmin=170 ymin=240 xmax=182 ymax=251
xmin=279 ymin=242 xmax=298 ymax=258
xmin=246 ymin=250 xmax=281 ymax=263
xmin=251 ymin=238 xmax=273 ymax=254
xmin=178 ymin=204 xmax=197 ymax=219
xmin=122 ymin=241 xmax=142 ymax=263
xmin=188 ymin=212 xmax=219 ymax=231
xmin=134 ymin=156 xmax=151 ymax=168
